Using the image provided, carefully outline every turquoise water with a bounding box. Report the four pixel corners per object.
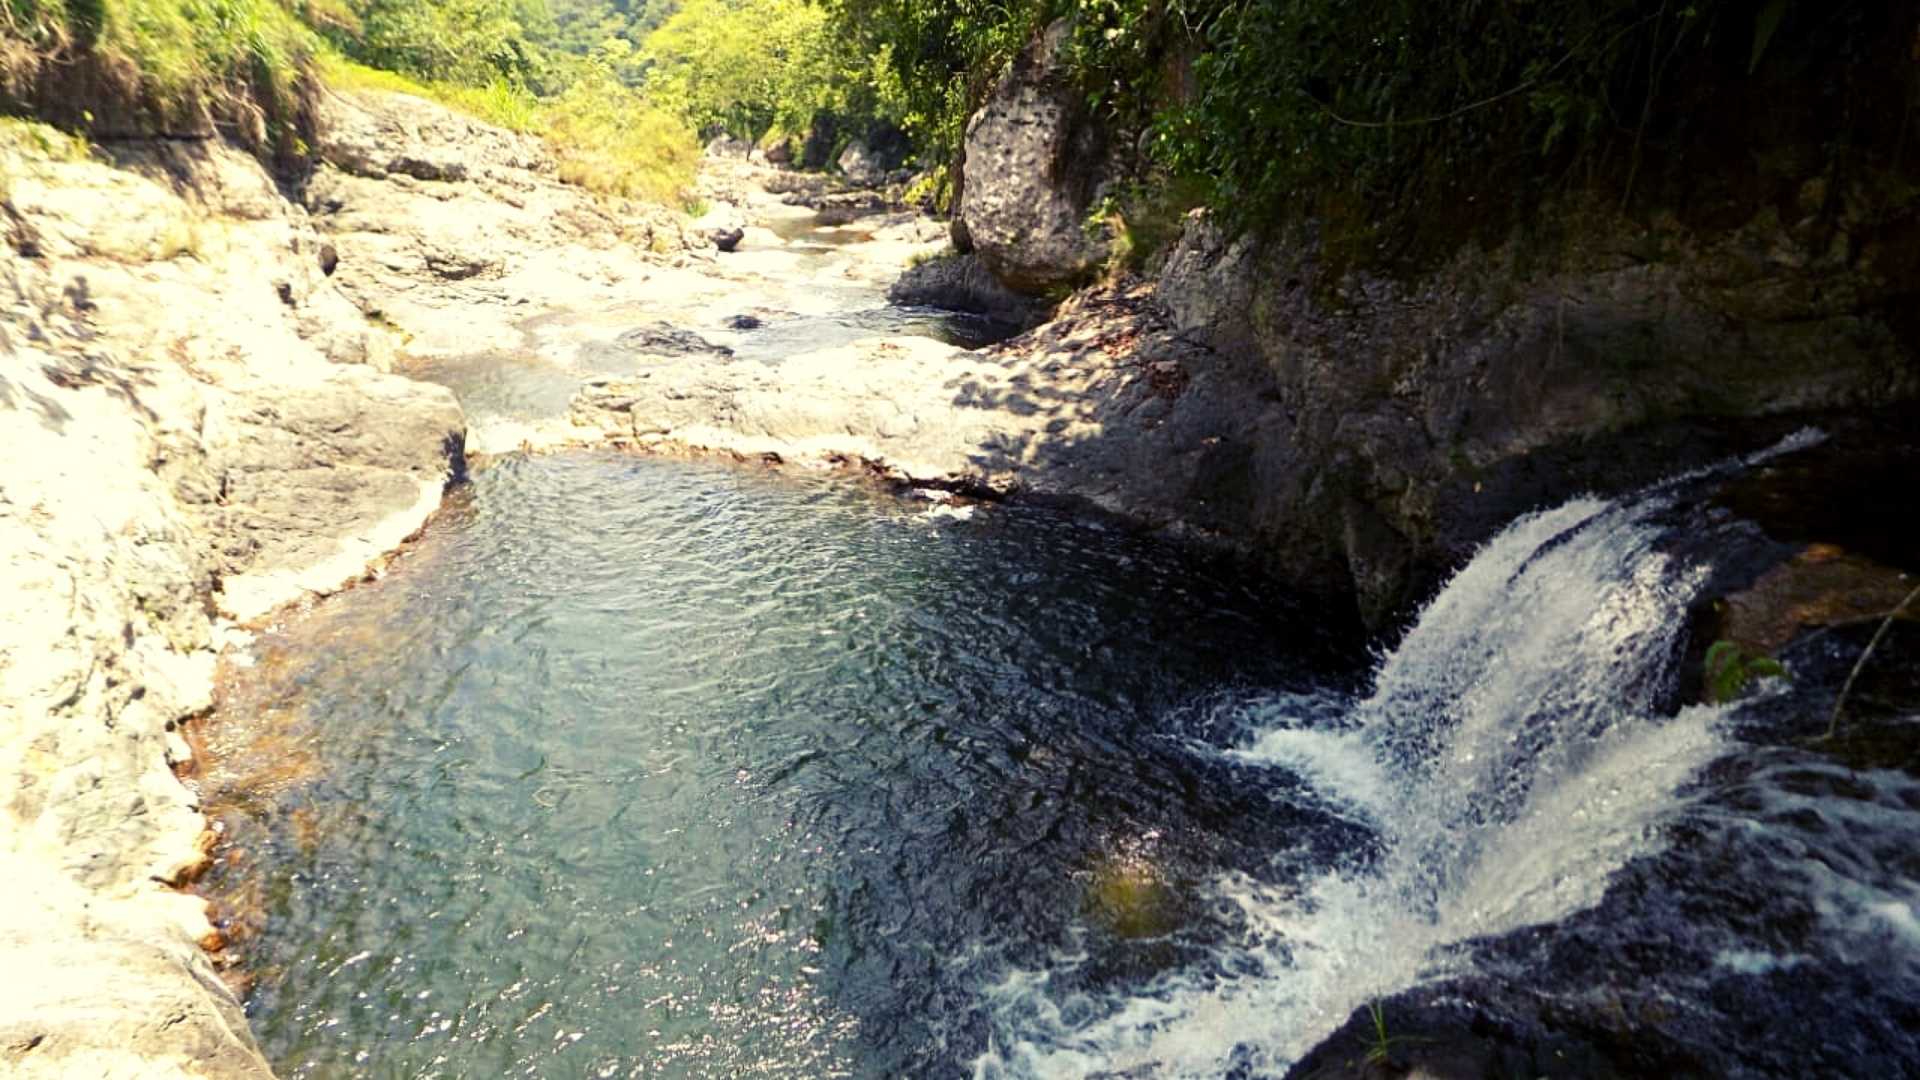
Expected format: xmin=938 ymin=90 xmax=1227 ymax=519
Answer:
xmin=207 ymin=439 xmax=1920 ymax=1079
xmin=206 ymin=452 xmax=1346 ymax=1078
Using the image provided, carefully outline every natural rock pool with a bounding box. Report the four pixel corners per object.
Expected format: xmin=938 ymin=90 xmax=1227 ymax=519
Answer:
xmin=201 ymin=439 xmax=1920 ymax=1078
xmin=194 ymin=194 xmax=1920 ymax=1078
xmin=201 ymin=452 xmax=1347 ymax=1077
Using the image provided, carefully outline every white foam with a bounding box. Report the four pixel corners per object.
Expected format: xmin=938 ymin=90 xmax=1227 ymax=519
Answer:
xmin=972 ymin=470 xmax=1755 ymax=1078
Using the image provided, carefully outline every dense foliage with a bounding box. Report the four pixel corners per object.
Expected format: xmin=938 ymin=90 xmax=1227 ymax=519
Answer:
xmin=829 ymin=0 xmax=1916 ymax=256
xmin=824 ymin=0 xmax=1047 ymax=155
xmin=0 ymin=0 xmax=713 ymax=198
xmin=1 ymin=0 xmax=321 ymax=156
xmin=7 ymin=0 xmax=1909 ymax=245
xmin=640 ymin=0 xmax=834 ymax=142
xmin=1 ymin=0 xmax=907 ymax=196
xmin=1153 ymin=0 xmax=1912 ymax=250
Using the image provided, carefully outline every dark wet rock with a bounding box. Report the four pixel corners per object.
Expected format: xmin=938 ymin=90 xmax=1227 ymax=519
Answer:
xmin=958 ymin=19 xmax=1114 ymax=292
xmin=1714 ymin=429 xmax=1920 ymax=577
xmin=888 ymin=252 xmax=1048 ymax=325
xmin=712 ymin=226 xmax=745 ymax=252
xmin=1149 ymin=204 xmax=1920 ymax=626
xmin=584 ymin=322 xmax=734 ymax=365
xmin=724 ymin=314 xmax=764 ymax=330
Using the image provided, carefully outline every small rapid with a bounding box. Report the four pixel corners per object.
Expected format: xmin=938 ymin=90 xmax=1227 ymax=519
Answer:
xmin=971 ymin=441 xmax=1832 ymax=1078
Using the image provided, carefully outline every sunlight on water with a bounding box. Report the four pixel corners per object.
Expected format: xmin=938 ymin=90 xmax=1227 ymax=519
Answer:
xmin=206 ymin=452 xmax=1338 ymax=1078
xmin=972 ymin=489 xmax=1735 ymax=1079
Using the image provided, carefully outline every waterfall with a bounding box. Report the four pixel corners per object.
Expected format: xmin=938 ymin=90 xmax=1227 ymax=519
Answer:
xmin=972 ymin=435 xmax=1821 ymax=1079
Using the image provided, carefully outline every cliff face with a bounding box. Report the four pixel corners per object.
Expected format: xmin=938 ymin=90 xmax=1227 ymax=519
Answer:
xmin=0 ymin=127 xmax=463 ymax=1076
xmin=951 ymin=26 xmax=1920 ymax=626
xmin=1153 ymin=201 xmax=1920 ymax=624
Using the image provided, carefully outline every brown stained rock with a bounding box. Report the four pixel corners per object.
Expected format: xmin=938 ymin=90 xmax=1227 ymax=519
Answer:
xmin=1717 ymin=544 xmax=1919 ymax=655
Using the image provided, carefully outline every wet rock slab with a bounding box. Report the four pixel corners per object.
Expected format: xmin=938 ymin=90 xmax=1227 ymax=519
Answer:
xmin=567 ymin=283 xmax=1328 ymax=576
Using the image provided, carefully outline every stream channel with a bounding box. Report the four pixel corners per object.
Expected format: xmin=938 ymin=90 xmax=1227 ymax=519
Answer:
xmin=200 ymin=201 xmax=1920 ymax=1078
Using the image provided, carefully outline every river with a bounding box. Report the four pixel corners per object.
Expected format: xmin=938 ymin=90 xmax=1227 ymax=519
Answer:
xmin=198 ymin=201 xmax=1920 ymax=1078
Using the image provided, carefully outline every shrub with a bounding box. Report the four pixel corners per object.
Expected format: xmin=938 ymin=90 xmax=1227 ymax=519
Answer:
xmin=542 ymin=61 xmax=700 ymax=203
xmin=2 ymin=0 xmax=321 ymax=158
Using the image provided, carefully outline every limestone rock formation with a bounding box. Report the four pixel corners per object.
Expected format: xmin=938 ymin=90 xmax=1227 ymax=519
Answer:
xmin=1 ymin=130 xmax=464 ymax=1077
xmin=567 ymin=284 xmax=1290 ymax=558
xmin=302 ymin=91 xmax=701 ymax=360
xmin=836 ymin=140 xmax=885 ymax=186
xmin=957 ymin=19 xmax=1111 ymax=292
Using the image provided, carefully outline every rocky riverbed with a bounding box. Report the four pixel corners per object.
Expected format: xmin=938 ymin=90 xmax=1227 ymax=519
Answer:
xmin=0 ymin=85 xmax=1072 ymax=1076
xmin=0 ymin=115 xmax=464 ymax=1074
xmin=5 ymin=58 xmax=1917 ymax=1077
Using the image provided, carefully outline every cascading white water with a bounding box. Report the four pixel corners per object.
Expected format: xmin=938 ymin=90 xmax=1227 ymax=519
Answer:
xmin=970 ymin=436 xmax=1823 ymax=1079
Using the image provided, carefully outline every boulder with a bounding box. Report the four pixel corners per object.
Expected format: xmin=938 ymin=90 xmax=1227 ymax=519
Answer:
xmin=712 ymin=226 xmax=745 ymax=252
xmin=888 ymin=252 xmax=1048 ymax=325
xmin=957 ymin=19 xmax=1111 ymax=292
xmin=837 ymin=140 xmax=885 ymax=186
xmin=315 ymin=89 xmax=545 ymax=182
xmin=704 ymin=134 xmax=752 ymax=158
xmin=579 ymin=322 xmax=734 ymax=366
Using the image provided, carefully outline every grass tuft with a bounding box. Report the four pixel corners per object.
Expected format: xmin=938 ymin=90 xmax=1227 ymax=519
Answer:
xmin=0 ymin=115 xmax=92 ymax=162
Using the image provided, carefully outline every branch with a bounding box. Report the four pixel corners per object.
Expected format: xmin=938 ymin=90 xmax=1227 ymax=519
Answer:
xmin=1824 ymin=580 xmax=1920 ymax=740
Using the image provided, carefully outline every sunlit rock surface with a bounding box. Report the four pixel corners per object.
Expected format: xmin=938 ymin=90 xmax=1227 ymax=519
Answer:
xmin=1 ymin=129 xmax=462 ymax=1075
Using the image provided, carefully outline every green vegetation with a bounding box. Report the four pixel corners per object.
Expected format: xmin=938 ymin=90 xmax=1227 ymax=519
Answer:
xmin=642 ymin=0 xmax=826 ymax=142
xmin=0 ymin=0 xmax=902 ymax=203
xmin=322 ymin=52 xmax=699 ymax=202
xmin=1704 ymin=640 xmax=1788 ymax=705
xmin=0 ymin=115 xmax=91 ymax=162
xmin=9 ymin=0 xmax=1904 ymax=248
xmin=1361 ymin=1000 xmax=1423 ymax=1067
xmin=828 ymin=0 xmax=1915 ymax=265
xmin=322 ymin=0 xmax=549 ymax=87
xmin=824 ymin=0 xmax=1054 ymax=161
xmin=1 ymin=0 xmax=322 ymax=157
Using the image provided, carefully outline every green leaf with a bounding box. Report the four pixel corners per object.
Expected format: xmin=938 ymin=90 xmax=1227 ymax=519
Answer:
xmin=1749 ymin=0 xmax=1788 ymax=74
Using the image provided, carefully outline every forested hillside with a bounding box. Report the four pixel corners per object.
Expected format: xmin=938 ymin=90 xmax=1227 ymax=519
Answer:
xmin=4 ymin=0 xmax=1915 ymax=259
xmin=0 ymin=0 xmax=901 ymax=202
